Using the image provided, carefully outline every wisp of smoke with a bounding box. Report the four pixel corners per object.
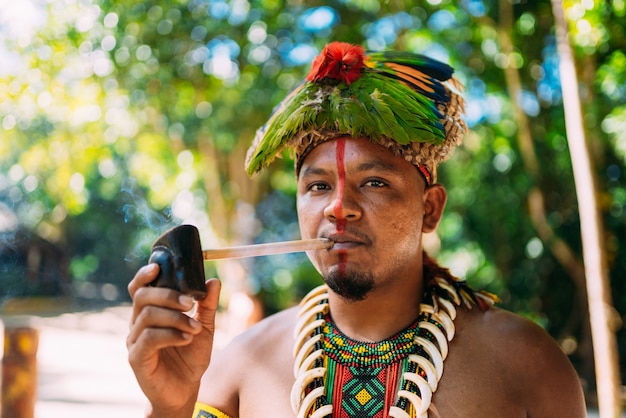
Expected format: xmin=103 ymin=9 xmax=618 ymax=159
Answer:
xmin=120 ymin=177 xmax=177 ymax=263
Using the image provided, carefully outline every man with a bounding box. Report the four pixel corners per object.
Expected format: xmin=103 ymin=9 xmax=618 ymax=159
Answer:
xmin=127 ymin=42 xmax=586 ymax=417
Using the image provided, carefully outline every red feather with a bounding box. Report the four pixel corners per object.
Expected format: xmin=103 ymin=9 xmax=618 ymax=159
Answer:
xmin=306 ymin=42 xmax=365 ymax=85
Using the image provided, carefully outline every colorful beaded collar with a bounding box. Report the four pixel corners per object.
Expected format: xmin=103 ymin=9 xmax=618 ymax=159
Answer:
xmin=291 ymin=276 xmax=496 ymax=418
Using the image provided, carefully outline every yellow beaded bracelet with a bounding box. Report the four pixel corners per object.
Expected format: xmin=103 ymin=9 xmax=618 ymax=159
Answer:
xmin=192 ymin=402 xmax=232 ymax=418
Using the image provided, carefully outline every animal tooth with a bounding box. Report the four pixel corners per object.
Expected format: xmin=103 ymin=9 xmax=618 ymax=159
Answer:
xmin=436 ymin=296 xmax=457 ymax=320
xmin=296 ymin=348 xmax=324 ymax=377
xmin=295 ymin=386 xmax=326 ymax=418
xmin=420 ymin=303 xmax=455 ymax=340
xmin=298 ymin=285 xmax=328 ymax=307
xmin=435 ymin=278 xmax=461 ymax=305
xmin=294 ymin=302 xmax=327 ymax=340
xmin=397 ymin=390 xmax=424 ymax=416
xmin=293 ymin=319 xmax=325 ymax=356
xmin=419 ymin=321 xmax=449 ymax=360
xmin=293 ymin=334 xmax=322 ymax=376
xmin=415 ymin=336 xmax=444 ymax=379
xmin=402 ymin=372 xmax=433 ymax=415
xmin=291 ymin=367 xmax=326 ymax=412
xmin=297 ymin=291 xmax=329 ymax=318
xmin=408 ymin=354 xmax=439 ymax=392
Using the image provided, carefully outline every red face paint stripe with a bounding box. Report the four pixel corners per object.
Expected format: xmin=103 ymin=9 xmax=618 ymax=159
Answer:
xmin=334 ymin=139 xmax=347 ymax=276
xmin=333 ymin=139 xmax=347 ymax=233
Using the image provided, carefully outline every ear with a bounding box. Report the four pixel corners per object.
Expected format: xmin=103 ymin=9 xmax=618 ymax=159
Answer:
xmin=422 ymin=184 xmax=447 ymax=233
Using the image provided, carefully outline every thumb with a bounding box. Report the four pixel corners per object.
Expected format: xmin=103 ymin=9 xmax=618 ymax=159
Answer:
xmin=195 ymin=278 xmax=221 ymax=328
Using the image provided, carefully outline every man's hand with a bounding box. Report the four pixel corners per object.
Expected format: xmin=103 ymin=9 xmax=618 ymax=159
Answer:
xmin=127 ymin=263 xmax=221 ymax=417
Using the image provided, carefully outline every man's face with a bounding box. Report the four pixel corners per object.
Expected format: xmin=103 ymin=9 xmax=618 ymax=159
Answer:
xmin=296 ymin=137 xmax=438 ymax=300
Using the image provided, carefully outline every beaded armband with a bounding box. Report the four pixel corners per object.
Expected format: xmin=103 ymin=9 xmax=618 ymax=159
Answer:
xmin=192 ymin=402 xmax=232 ymax=418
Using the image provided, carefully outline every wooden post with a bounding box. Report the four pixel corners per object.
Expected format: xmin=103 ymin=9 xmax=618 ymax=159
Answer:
xmin=1 ymin=322 xmax=39 ymax=418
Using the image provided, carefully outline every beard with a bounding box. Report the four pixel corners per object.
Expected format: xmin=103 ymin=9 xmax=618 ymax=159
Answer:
xmin=325 ymin=269 xmax=375 ymax=301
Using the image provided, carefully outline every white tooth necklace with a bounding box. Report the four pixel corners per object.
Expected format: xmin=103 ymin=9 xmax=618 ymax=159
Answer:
xmin=291 ymin=273 xmax=496 ymax=418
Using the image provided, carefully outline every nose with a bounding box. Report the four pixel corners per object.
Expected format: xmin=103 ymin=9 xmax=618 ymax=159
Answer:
xmin=323 ymin=190 xmax=362 ymax=223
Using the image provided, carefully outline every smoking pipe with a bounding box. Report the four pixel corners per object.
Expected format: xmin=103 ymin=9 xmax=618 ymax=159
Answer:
xmin=148 ymin=224 xmax=208 ymax=300
xmin=147 ymin=224 xmax=333 ymax=300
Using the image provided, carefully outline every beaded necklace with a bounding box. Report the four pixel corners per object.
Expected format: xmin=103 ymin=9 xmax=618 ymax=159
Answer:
xmin=291 ymin=272 xmax=496 ymax=418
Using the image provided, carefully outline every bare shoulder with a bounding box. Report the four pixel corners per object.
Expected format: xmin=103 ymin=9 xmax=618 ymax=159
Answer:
xmin=468 ymin=307 xmax=571 ymax=366
xmin=462 ymin=306 xmax=557 ymax=347
xmin=215 ymin=306 xmax=299 ymax=359
xmin=455 ymin=306 xmax=587 ymax=417
xmin=197 ymin=307 xmax=299 ymax=416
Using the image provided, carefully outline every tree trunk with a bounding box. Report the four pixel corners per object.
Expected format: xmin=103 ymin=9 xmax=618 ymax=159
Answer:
xmin=550 ymin=0 xmax=622 ymax=416
xmin=494 ymin=0 xmax=594 ymax=385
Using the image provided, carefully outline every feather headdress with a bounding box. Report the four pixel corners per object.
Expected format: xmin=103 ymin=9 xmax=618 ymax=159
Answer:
xmin=245 ymin=42 xmax=467 ymax=184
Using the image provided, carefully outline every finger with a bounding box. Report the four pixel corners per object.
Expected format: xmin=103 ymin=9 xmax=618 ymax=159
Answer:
xmin=127 ymin=326 xmax=195 ymax=364
xmin=195 ymin=278 xmax=221 ymax=328
xmin=128 ymin=305 xmax=203 ymax=345
xmin=131 ymin=287 xmax=195 ymax=325
xmin=128 ymin=263 xmax=160 ymax=299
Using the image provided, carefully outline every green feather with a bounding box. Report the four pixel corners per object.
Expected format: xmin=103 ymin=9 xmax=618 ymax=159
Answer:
xmin=246 ymin=83 xmax=322 ymax=174
xmin=368 ymin=89 xmax=409 ymax=144
xmin=246 ymin=47 xmax=457 ymax=175
xmin=367 ymin=51 xmax=454 ymax=101
xmin=366 ymin=73 xmax=444 ymax=144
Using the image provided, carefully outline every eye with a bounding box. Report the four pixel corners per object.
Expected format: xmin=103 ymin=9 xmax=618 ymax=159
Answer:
xmin=308 ymin=182 xmax=330 ymax=192
xmin=363 ymin=179 xmax=387 ymax=188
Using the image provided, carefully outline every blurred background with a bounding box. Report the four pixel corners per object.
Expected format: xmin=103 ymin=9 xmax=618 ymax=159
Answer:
xmin=0 ymin=0 xmax=624 ymax=416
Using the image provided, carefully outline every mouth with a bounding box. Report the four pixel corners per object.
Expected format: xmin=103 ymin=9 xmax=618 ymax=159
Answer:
xmin=324 ymin=233 xmax=367 ymax=251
